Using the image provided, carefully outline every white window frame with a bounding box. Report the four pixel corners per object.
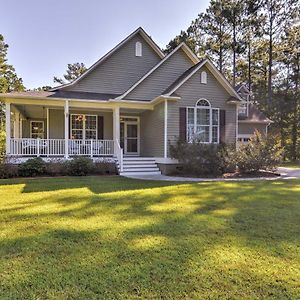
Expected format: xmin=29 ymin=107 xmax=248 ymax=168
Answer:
xmin=135 ymin=41 xmax=142 ymax=57
xmin=70 ymin=114 xmax=98 ymax=140
xmin=30 ymin=120 xmax=44 ymax=139
xmin=186 ymin=99 xmax=220 ymax=144
xmin=200 ymin=71 xmax=207 ymax=84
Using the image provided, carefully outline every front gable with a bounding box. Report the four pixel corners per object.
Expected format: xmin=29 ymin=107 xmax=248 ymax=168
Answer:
xmin=174 ymin=66 xmax=231 ymax=109
xmin=62 ymin=31 xmax=162 ymax=95
xmin=124 ymin=48 xmax=194 ymax=101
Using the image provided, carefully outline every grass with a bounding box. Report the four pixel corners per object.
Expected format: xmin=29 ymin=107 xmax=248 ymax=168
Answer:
xmin=0 ymin=176 xmax=300 ymax=299
xmin=280 ymin=161 xmax=300 ymax=169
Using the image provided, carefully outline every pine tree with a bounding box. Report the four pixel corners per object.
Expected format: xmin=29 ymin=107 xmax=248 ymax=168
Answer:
xmin=54 ymin=62 xmax=87 ymax=84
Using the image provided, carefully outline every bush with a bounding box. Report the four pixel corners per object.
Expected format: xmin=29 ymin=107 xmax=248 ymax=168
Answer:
xmin=235 ymin=131 xmax=283 ymax=173
xmin=169 ymin=139 xmax=225 ymax=176
xmin=18 ymin=157 xmax=46 ymax=177
xmin=45 ymin=159 xmax=67 ymax=176
xmin=64 ymin=157 xmax=94 ymax=176
xmin=93 ymin=161 xmax=117 ymax=175
xmin=0 ymin=158 xmax=19 ymax=179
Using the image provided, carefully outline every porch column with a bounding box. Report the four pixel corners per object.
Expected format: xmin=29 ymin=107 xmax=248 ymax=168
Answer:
xmin=164 ymin=99 xmax=168 ymax=158
xmin=14 ymin=112 xmax=20 ymax=138
xmin=5 ymin=102 xmax=11 ymax=155
xmin=113 ymin=106 xmax=120 ymax=142
xmin=64 ymin=100 xmax=69 ymax=158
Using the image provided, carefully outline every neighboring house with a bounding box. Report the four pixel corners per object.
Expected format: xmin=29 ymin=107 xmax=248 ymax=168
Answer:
xmin=0 ymin=27 xmax=269 ymax=175
xmin=236 ymin=84 xmax=272 ymax=144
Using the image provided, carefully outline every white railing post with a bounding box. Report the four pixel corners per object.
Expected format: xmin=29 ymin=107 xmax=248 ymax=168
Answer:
xmin=37 ymin=138 xmax=40 ymax=157
xmin=64 ymin=100 xmax=69 ymax=158
xmin=5 ymin=103 xmax=11 ymax=155
xmin=90 ymin=140 xmax=93 ymax=158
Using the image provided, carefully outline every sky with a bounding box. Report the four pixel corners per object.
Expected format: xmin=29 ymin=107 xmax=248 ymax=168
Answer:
xmin=0 ymin=0 xmax=210 ymax=89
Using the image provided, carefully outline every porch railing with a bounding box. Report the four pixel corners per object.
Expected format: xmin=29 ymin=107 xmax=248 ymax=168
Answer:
xmin=10 ymin=138 xmax=114 ymax=157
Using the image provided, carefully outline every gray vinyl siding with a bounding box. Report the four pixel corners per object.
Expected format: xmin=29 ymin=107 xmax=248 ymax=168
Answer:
xmin=167 ymin=66 xmax=237 ymax=150
xmin=238 ymin=123 xmax=267 ymax=135
xmin=140 ymin=102 xmax=164 ymax=157
xmin=64 ymin=33 xmax=161 ymax=95
xmin=126 ymin=49 xmax=194 ymax=101
xmin=48 ymin=109 xmax=113 ymax=139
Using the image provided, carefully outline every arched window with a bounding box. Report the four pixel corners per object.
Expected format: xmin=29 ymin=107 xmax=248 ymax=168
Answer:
xmin=200 ymin=71 xmax=207 ymax=84
xmin=196 ymin=99 xmax=210 ymax=107
xmin=135 ymin=41 xmax=142 ymax=57
xmin=187 ymin=98 xmax=219 ymax=143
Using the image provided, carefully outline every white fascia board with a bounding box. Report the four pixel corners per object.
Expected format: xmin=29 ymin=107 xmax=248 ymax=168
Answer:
xmin=50 ymin=27 xmax=165 ymax=92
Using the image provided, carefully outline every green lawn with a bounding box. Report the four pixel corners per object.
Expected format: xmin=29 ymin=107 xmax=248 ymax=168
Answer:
xmin=0 ymin=176 xmax=300 ymax=299
xmin=280 ymin=161 xmax=300 ymax=169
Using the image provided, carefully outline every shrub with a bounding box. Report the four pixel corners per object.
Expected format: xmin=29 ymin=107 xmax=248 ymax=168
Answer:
xmin=64 ymin=157 xmax=94 ymax=176
xmin=93 ymin=160 xmax=117 ymax=175
xmin=0 ymin=158 xmax=19 ymax=179
xmin=169 ymin=139 xmax=225 ymax=176
xmin=45 ymin=159 xmax=67 ymax=176
xmin=235 ymin=131 xmax=283 ymax=173
xmin=18 ymin=157 xmax=46 ymax=177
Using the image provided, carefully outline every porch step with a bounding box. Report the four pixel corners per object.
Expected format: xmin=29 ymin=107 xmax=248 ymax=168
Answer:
xmin=120 ymin=171 xmax=161 ymax=176
xmin=116 ymin=156 xmax=161 ymax=176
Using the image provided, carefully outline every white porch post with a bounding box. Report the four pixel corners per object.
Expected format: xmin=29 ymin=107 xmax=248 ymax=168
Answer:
xmin=64 ymin=100 xmax=69 ymax=158
xmin=5 ymin=103 xmax=11 ymax=155
xmin=113 ymin=106 xmax=120 ymax=142
xmin=14 ymin=112 xmax=20 ymax=138
xmin=164 ymin=99 xmax=168 ymax=158
xmin=46 ymin=108 xmax=50 ymax=139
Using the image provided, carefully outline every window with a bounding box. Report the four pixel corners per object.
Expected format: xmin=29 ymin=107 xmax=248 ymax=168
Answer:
xmin=238 ymin=101 xmax=247 ymax=116
xmin=30 ymin=121 xmax=44 ymax=139
xmin=200 ymin=71 xmax=207 ymax=84
xmin=135 ymin=41 xmax=142 ymax=57
xmin=186 ymin=99 xmax=219 ymax=143
xmin=71 ymin=114 xmax=97 ymax=140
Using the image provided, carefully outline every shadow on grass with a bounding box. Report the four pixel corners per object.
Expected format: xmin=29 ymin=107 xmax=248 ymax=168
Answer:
xmin=0 ymin=178 xmax=300 ymax=298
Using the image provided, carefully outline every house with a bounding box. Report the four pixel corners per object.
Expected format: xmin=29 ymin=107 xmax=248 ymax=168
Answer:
xmin=0 ymin=27 xmax=270 ymax=175
xmin=236 ymin=84 xmax=272 ymax=144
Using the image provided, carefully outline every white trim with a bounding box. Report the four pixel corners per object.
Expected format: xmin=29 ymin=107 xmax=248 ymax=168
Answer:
xmin=186 ymin=99 xmax=220 ymax=144
xmin=117 ymin=42 xmax=199 ymax=100
xmin=200 ymin=71 xmax=207 ymax=84
xmin=5 ymin=103 xmax=11 ymax=154
xmin=135 ymin=41 xmax=142 ymax=57
xmin=50 ymin=27 xmax=165 ymax=91
xmin=164 ymin=99 xmax=168 ymax=158
xmin=30 ymin=120 xmax=45 ymax=139
xmin=120 ymin=115 xmax=140 ymax=155
xmin=164 ymin=59 xmax=242 ymax=101
xmin=64 ymin=100 xmax=69 ymax=158
xmin=46 ymin=108 xmax=49 ymax=139
xmin=70 ymin=113 xmax=98 ymax=140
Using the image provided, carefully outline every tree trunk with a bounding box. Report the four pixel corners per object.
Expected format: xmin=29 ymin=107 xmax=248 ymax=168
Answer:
xmin=232 ymin=18 xmax=236 ymax=87
xmin=267 ymin=15 xmax=273 ymax=106
xmin=248 ymin=40 xmax=251 ymax=91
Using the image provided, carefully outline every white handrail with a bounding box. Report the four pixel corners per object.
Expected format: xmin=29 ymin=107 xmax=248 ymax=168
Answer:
xmin=115 ymin=139 xmax=123 ymax=172
xmin=9 ymin=138 xmax=114 ymax=157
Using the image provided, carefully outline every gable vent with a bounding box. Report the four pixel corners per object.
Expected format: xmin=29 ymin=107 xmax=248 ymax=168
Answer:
xmin=135 ymin=41 xmax=142 ymax=57
xmin=200 ymin=71 xmax=207 ymax=84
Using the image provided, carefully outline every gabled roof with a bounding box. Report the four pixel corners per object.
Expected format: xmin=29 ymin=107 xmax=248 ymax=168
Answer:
xmin=163 ymin=58 xmax=242 ymax=101
xmin=117 ymin=42 xmax=200 ymax=100
xmin=51 ymin=27 xmax=165 ymax=92
xmin=239 ymin=104 xmax=272 ymax=124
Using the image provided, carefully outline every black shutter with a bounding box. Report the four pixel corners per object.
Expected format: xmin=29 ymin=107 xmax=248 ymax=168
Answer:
xmin=219 ymin=110 xmax=226 ymax=144
xmin=98 ymin=116 xmax=104 ymax=140
xmin=179 ymin=107 xmax=187 ymax=141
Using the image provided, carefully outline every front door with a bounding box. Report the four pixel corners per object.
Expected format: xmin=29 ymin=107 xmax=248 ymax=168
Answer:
xmin=120 ymin=117 xmax=139 ymax=155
